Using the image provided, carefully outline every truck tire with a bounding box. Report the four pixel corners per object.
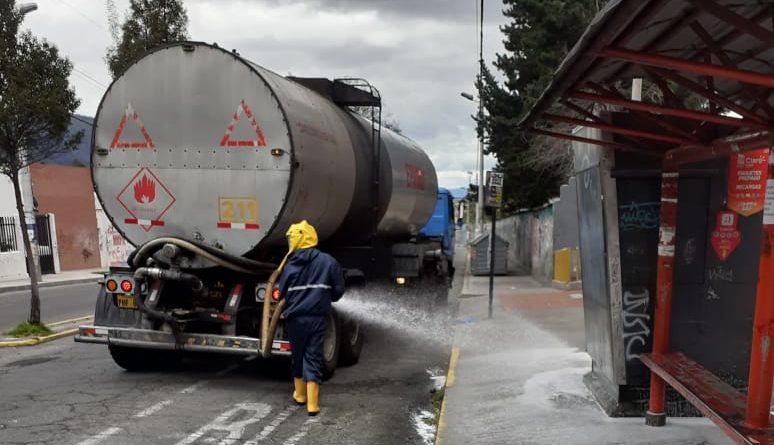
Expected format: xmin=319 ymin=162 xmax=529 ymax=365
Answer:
xmin=338 ymin=313 xmax=363 ymax=367
xmin=321 ymin=310 xmax=341 ymax=380
xmin=108 ymin=345 xmax=179 ymax=372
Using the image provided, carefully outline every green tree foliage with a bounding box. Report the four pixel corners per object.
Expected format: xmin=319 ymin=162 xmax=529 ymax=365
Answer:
xmin=476 ymin=0 xmax=606 ymax=210
xmin=0 ymin=3 xmax=82 ymax=323
xmin=106 ymin=0 xmax=189 ymax=79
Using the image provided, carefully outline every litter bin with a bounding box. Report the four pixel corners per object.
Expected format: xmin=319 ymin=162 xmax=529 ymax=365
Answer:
xmin=470 ymin=233 xmax=508 ymax=275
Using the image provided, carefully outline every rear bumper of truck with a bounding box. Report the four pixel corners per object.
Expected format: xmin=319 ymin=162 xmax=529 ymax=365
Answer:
xmin=74 ymin=325 xmax=291 ymax=356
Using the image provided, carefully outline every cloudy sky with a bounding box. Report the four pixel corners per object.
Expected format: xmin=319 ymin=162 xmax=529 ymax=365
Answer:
xmin=21 ymin=0 xmax=507 ymax=188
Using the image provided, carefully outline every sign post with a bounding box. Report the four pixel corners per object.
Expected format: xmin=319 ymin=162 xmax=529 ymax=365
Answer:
xmin=485 ymin=171 xmax=503 ymax=319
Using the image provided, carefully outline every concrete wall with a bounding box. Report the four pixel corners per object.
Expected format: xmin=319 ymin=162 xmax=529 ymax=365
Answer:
xmin=0 ymin=174 xmax=27 ymax=280
xmin=492 ymin=178 xmax=579 ymax=284
xmin=95 ymin=194 xmax=134 ymax=268
xmin=31 ymin=164 xmax=101 ymax=270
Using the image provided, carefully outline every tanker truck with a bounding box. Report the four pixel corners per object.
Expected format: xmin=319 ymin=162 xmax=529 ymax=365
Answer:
xmin=75 ymin=42 xmax=454 ymax=377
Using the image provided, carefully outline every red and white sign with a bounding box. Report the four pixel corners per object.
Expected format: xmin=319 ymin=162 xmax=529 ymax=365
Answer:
xmin=405 ymin=163 xmax=425 ymax=190
xmin=710 ymin=210 xmax=741 ymax=261
xmin=216 ymin=222 xmax=260 ymax=230
xmin=727 ymin=148 xmax=769 ymax=216
xmin=116 ymin=168 xmax=176 ymax=232
xmin=110 ymin=103 xmax=155 ymax=149
xmin=219 ymin=99 xmax=267 ymax=147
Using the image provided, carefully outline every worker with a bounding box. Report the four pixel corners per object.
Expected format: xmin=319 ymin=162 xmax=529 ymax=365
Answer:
xmin=276 ymin=220 xmax=344 ymax=416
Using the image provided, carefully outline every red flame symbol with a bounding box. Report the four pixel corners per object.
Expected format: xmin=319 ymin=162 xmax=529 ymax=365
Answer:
xmin=133 ymin=174 xmax=156 ymax=204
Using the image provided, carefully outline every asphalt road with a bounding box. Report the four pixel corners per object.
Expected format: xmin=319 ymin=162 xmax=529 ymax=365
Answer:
xmin=0 ymin=283 xmax=100 ymax=332
xmin=0 ymin=272 xmax=460 ymax=444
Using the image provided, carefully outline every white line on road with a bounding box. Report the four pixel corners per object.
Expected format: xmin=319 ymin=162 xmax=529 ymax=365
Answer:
xmin=245 ymin=405 xmax=300 ymax=444
xmin=179 ymin=380 xmax=208 ymax=394
xmin=134 ymin=399 xmax=173 ymax=418
xmin=176 ymin=402 xmax=272 ymax=445
xmin=283 ymin=417 xmax=319 ymax=445
xmin=216 ymin=363 xmax=241 ymax=377
xmin=76 ymin=427 xmax=123 ymax=445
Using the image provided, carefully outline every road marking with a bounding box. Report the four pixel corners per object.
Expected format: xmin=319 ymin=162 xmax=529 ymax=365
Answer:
xmin=216 ymin=363 xmax=241 ymax=377
xmin=76 ymin=427 xmax=123 ymax=445
xmin=134 ymin=399 xmax=173 ymax=418
xmin=179 ymin=380 xmax=208 ymax=394
xmin=176 ymin=402 xmax=272 ymax=445
xmin=283 ymin=417 xmax=319 ymax=445
xmin=47 ymin=315 xmax=93 ymax=327
xmin=245 ymin=405 xmax=299 ymax=444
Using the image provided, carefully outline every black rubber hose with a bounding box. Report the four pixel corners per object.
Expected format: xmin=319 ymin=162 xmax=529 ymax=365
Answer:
xmin=132 ymin=267 xmax=203 ymax=324
xmin=130 ymin=237 xmax=276 ymax=273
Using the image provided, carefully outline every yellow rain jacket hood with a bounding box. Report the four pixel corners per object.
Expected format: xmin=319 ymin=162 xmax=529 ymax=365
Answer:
xmin=286 ymin=220 xmax=318 ymax=251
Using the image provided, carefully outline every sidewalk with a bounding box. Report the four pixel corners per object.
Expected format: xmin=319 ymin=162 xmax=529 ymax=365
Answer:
xmin=437 ymin=274 xmax=731 ymax=445
xmin=0 ymin=268 xmax=104 ymax=294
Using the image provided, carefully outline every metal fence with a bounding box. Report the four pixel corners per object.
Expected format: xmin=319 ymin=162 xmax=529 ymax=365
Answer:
xmin=0 ymin=216 xmax=19 ymax=253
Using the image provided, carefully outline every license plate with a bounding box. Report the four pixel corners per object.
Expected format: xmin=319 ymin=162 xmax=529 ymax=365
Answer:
xmin=116 ymin=294 xmax=137 ymax=309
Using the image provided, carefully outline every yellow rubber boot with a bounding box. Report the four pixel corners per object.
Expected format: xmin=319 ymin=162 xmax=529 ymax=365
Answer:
xmin=306 ymin=381 xmax=320 ymax=416
xmin=292 ymin=378 xmax=306 ymax=405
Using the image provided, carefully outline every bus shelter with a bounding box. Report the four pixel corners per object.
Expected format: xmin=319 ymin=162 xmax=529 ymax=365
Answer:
xmin=521 ymin=1 xmax=774 ymax=443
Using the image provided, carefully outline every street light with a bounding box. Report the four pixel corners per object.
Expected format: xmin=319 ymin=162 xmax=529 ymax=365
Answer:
xmin=19 ymin=3 xmax=38 ymax=15
xmin=461 ymin=91 xmax=485 ymax=235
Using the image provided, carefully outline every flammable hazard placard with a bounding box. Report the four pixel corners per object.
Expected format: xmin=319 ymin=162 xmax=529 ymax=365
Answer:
xmin=727 ymin=148 xmax=769 ymax=216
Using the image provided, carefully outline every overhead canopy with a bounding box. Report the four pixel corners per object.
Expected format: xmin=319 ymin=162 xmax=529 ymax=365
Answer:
xmin=521 ymin=0 xmax=774 ymax=163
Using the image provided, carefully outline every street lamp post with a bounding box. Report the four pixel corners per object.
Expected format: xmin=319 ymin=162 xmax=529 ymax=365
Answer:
xmin=19 ymin=3 xmax=38 ymax=15
xmin=461 ymin=92 xmax=485 ymax=235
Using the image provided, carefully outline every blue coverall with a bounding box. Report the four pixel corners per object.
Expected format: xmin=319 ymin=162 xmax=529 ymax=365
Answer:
xmin=277 ymin=248 xmax=345 ymax=383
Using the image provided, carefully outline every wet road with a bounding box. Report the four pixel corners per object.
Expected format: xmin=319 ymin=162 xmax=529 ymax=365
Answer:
xmin=0 ymin=281 xmax=458 ymax=444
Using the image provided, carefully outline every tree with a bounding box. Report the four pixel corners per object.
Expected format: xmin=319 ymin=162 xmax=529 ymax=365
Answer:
xmin=0 ymin=3 xmax=82 ymax=323
xmin=106 ymin=0 xmax=189 ymax=79
xmin=476 ymin=0 xmax=606 ymax=210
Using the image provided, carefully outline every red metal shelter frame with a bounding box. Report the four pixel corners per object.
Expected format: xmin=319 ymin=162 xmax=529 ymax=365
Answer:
xmin=521 ymin=1 xmax=774 ymax=443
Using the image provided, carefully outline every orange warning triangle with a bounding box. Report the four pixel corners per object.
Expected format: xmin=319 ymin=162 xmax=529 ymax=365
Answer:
xmin=219 ymin=99 xmax=267 ymax=147
xmin=110 ymin=103 xmax=155 ymax=149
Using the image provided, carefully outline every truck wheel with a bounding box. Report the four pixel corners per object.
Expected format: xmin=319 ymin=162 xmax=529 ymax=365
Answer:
xmin=338 ymin=314 xmax=363 ymax=367
xmin=109 ymin=345 xmax=179 ymax=372
xmin=321 ymin=310 xmax=340 ymax=380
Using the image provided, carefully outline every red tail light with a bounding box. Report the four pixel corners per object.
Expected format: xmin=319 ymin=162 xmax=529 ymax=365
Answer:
xmin=271 ymin=288 xmax=280 ymax=301
xmin=120 ymin=280 xmax=133 ymax=293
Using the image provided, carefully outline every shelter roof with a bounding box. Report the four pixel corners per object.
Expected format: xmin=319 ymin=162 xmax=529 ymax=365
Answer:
xmin=521 ymin=0 xmax=774 ymax=162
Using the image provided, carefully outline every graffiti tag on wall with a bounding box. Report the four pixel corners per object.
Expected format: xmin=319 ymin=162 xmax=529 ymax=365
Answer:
xmin=619 ymin=201 xmax=660 ymax=231
xmin=622 ymin=288 xmax=651 ymax=361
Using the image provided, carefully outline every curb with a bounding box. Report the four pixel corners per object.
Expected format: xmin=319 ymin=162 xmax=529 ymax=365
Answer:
xmin=0 ymin=277 xmax=100 ymax=294
xmin=434 ymin=347 xmax=459 ymax=445
xmin=0 ymin=327 xmax=79 ymax=348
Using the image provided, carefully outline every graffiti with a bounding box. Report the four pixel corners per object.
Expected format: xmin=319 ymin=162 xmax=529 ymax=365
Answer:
xmin=622 ymin=289 xmax=651 ymax=361
xmin=619 ymin=201 xmax=660 ymax=231
xmin=708 ymin=265 xmax=733 ymax=282
xmin=707 ymin=285 xmax=720 ymax=300
xmin=683 ymin=238 xmax=697 ymax=265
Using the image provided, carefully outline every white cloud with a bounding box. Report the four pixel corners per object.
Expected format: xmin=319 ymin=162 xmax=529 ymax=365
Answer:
xmin=21 ymin=0 xmax=507 ymax=188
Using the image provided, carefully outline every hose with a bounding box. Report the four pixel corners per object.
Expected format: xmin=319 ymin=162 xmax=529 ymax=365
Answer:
xmin=133 ymin=267 xmax=204 ymax=328
xmin=130 ymin=237 xmax=276 ymax=273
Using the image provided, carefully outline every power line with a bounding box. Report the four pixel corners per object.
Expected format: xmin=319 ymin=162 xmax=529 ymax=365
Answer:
xmin=71 ymin=115 xmax=94 ymax=127
xmin=72 ymin=66 xmax=108 ymax=89
xmin=57 ymin=0 xmax=109 ymax=33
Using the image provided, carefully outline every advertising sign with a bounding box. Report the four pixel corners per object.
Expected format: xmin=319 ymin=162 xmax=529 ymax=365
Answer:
xmin=485 ymin=171 xmax=503 ymax=208
xmin=727 ymin=148 xmax=769 ymax=216
xmin=710 ymin=210 xmax=741 ymax=261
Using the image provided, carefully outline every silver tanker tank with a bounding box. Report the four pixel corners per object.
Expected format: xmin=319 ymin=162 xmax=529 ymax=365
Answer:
xmin=91 ymin=42 xmax=438 ymax=259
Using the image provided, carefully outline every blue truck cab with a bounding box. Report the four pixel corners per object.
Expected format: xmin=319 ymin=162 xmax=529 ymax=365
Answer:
xmin=419 ymin=188 xmax=456 ymax=259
